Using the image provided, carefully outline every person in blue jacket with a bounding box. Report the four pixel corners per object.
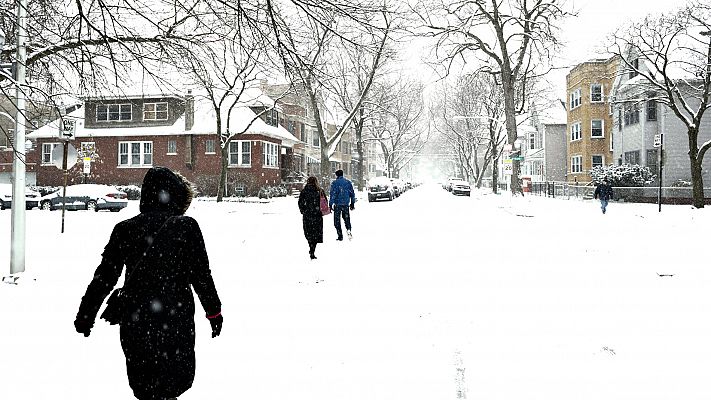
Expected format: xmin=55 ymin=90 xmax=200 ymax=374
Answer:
xmin=593 ymin=178 xmax=614 ymax=214
xmin=329 ymin=169 xmax=356 ymax=241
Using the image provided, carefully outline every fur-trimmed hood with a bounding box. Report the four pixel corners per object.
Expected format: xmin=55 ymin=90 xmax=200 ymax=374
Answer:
xmin=139 ymin=167 xmax=195 ymax=215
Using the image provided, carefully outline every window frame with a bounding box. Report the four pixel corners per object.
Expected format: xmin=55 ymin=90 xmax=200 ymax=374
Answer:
xmin=591 ymin=154 xmax=604 ymax=169
xmin=228 ymin=140 xmax=251 ymax=167
xmin=118 ymin=140 xmax=153 ymax=167
xmin=262 ymin=141 xmax=279 ymax=168
xmin=205 ymin=139 xmax=216 ymax=154
xmin=569 ymin=88 xmax=582 ymax=109
xmin=591 ymin=119 xmax=605 ymax=138
xmin=143 ymin=102 xmax=169 ymax=121
xmin=97 ymin=103 xmax=132 ymax=122
xmin=167 ymin=139 xmax=177 ymax=155
xmin=41 ymin=142 xmax=60 ymax=165
xmin=570 ymin=121 xmax=582 ymax=141
xmin=571 ymin=155 xmax=583 ymax=174
xmin=590 ymin=84 xmax=603 ymax=103
xmin=647 ymin=99 xmax=657 ymax=121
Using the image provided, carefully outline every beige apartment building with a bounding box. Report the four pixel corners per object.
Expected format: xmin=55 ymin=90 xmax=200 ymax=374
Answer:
xmin=566 ymin=56 xmax=619 ymax=183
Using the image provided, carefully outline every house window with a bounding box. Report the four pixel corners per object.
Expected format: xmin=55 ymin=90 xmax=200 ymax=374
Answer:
xmin=624 ymin=150 xmax=640 ymax=165
xmin=571 ymin=155 xmax=583 ymax=173
xmin=570 ymin=122 xmax=581 ymax=141
xmin=647 ymin=149 xmax=658 ymax=173
xmin=118 ymin=141 xmax=152 ymax=166
xmin=300 ymin=123 xmax=305 ymax=141
xmin=629 ymin=58 xmax=639 ymax=79
xmin=205 ymin=139 xmax=216 ymax=154
xmin=265 ymin=109 xmax=279 ymax=127
xmin=591 ymin=120 xmax=604 ymax=138
xmin=312 ymin=132 xmax=320 ymax=147
xmin=1 ymin=129 xmax=14 ymax=148
xmin=624 ymin=104 xmax=640 ymax=126
xmin=143 ymin=102 xmax=168 ymax=121
xmin=647 ymin=99 xmax=657 ymax=121
xmin=569 ymin=88 xmax=581 ymax=109
xmin=41 ymin=142 xmax=60 ymax=164
xmin=617 ymin=109 xmax=622 ymax=130
xmin=592 ymin=155 xmax=604 ymax=169
xmin=97 ymin=104 xmax=132 ymax=121
xmin=229 ymin=140 xmax=251 ymax=166
xmin=590 ymin=84 xmax=603 ymax=102
xmin=167 ymin=140 xmax=177 ymax=154
xmin=529 ymin=133 xmax=535 ymax=150
xmin=262 ymin=141 xmax=279 ymax=168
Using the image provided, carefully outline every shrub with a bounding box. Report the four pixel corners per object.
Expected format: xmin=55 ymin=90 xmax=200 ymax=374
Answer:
xmin=116 ymin=185 xmax=142 ymax=200
xmin=590 ymin=164 xmax=656 ymax=187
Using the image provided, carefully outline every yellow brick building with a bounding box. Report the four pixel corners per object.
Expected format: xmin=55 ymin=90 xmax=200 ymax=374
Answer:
xmin=566 ymin=57 xmax=619 ymax=183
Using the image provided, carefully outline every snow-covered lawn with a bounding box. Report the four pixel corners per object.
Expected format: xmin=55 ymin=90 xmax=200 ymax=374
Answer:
xmin=1 ymin=183 xmax=709 ymax=399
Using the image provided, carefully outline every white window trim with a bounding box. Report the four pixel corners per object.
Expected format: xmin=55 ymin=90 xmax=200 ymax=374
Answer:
xmin=591 ymin=154 xmax=605 ymax=169
xmin=571 ymin=155 xmax=583 ymax=174
xmin=590 ymin=84 xmax=604 ymax=103
xmin=205 ymin=139 xmax=216 ymax=155
xmin=228 ymin=140 xmax=251 ymax=167
xmin=41 ymin=142 xmax=60 ymax=165
xmin=570 ymin=88 xmax=582 ymax=110
xmin=591 ymin=119 xmax=605 ymax=138
xmin=262 ymin=141 xmax=279 ymax=169
xmin=167 ymin=139 xmax=178 ymax=155
xmin=570 ymin=121 xmax=582 ymax=142
xmin=118 ymin=141 xmax=153 ymax=167
xmin=97 ymin=103 xmax=132 ymax=122
xmin=143 ymin=102 xmax=169 ymax=121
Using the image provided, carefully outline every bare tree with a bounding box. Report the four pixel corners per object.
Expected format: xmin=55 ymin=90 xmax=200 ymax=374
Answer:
xmin=369 ymin=77 xmax=427 ymax=178
xmin=416 ymin=0 xmax=572 ymax=195
xmin=608 ymin=1 xmax=711 ymax=208
xmin=274 ymin=6 xmax=391 ymax=185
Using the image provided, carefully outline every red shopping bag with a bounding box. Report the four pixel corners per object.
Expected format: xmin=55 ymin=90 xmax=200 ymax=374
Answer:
xmin=320 ymin=193 xmax=331 ymax=216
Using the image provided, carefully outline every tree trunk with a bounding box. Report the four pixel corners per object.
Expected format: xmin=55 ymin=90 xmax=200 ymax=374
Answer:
xmin=687 ymin=128 xmax=705 ymax=208
xmin=217 ymin=138 xmax=229 ymax=202
xmin=501 ymin=73 xmax=522 ymax=195
xmin=355 ymin=108 xmax=365 ymax=191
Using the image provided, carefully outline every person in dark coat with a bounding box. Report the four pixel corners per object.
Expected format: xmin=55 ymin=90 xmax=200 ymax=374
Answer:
xmin=298 ymin=176 xmax=325 ymax=259
xmin=593 ymin=178 xmax=614 ymax=214
xmin=74 ymin=166 xmax=222 ymax=400
xmin=329 ymin=169 xmax=355 ymax=241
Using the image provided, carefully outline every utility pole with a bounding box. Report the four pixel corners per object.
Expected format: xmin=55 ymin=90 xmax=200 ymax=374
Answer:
xmin=10 ymin=0 xmax=28 ymax=275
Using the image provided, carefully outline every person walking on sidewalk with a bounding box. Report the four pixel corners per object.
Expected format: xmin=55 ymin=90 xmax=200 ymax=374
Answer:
xmin=298 ymin=176 xmax=326 ymax=259
xmin=329 ymin=169 xmax=356 ymax=241
xmin=594 ymin=178 xmax=614 ymax=214
xmin=74 ymin=167 xmax=222 ymax=400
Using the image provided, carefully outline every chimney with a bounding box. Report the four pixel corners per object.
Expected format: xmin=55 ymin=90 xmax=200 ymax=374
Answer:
xmin=185 ymin=89 xmax=194 ymax=131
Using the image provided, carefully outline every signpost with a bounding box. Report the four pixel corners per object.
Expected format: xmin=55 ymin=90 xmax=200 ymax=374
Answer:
xmin=55 ymin=117 xmax=77 ymax=233
xmin=654 ymin=133 xmax=664 ymax=212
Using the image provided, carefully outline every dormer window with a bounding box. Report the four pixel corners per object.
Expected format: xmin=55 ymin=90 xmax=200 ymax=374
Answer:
xmin=143 ymin=102 xmax=168 ymax=121
xmin=97 ymin=104 xmax=132 ymax=122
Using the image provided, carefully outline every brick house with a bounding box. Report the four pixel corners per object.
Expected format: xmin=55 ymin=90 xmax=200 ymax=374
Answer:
xmin=26 ymin=90 xmax=300 ymax=196
xmin=566 ymin=56 xmax=619 ymax=183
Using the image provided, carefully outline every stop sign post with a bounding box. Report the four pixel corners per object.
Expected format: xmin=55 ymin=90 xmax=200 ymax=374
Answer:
xmin=54 ymin=118 xmax=77 ymax=233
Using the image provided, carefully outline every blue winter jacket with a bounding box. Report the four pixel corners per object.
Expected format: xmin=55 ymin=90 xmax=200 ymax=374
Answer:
xmin=329 ymin=176 xmax=355 ymax=207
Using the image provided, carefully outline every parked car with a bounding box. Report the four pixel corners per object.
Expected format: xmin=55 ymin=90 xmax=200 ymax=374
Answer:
xmin=449 ymin=179 xmax=471 ymax=196
xmin=0 ymin=184 xmax=41 ymax=210
xmin=39 ymin=184 xmax=128 ymax=212
xmin=390 ymin=178 xmax=403 ymax=197
xmin=367 ymin=176 xmax=395 ymax=202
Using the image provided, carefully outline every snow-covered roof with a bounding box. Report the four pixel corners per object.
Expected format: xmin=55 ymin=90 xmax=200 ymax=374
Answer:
xmin=28 ymin=94 xmax=300 ymax=147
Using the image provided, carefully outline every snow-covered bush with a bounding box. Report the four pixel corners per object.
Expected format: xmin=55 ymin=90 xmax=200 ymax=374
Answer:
xmin=671 ymin=179 xmax=692 ymax=187
xmin=590 ymin=164 xmax=656 ymax=186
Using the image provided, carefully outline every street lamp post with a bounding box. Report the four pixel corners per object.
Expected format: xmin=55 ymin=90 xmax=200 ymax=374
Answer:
xmin=10 ymin=0 xmax=28 ymax=275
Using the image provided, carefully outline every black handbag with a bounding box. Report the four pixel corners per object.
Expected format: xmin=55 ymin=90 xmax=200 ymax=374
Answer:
xmin=100 ymin=217 xmax=174 ymax=325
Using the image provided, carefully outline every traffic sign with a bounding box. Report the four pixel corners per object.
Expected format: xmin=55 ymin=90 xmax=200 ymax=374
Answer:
xmin=51 ymin=143 xmax=77 ymax=169
xmin=511 ymin=156 xmax=525 ymax=161
xmin=653 ymin=133 xmax=663 ymax=148
xmin=503 ymin=161 xmax=513 ymax=175
xmin=60 ymin=118 xmax=76 ymax=140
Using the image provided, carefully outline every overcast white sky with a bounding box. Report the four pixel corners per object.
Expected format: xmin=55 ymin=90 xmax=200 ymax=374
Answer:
xmin=406 ymin=0 xmax=683 ymax=100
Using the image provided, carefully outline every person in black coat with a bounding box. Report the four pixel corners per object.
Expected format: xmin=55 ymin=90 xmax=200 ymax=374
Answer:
xmin=298 ymin=176 xmax=326 ymax=259
xmin=74 ymin=166 xmax=222 ymax=400
xmin=593 ymin=178 xmax=614 ymax=214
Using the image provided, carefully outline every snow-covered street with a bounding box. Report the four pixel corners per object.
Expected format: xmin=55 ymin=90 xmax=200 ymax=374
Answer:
xmin=1 ymin=183 xmax=710 ymax=400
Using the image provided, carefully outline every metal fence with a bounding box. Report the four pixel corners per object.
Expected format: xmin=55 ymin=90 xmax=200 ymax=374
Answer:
xmin=528 ymin=181 xmax=711 ymax=204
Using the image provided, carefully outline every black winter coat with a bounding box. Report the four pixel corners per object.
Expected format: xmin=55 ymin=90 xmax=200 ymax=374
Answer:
xmin=76 ymin=167 xmax=221 ymax=400
xmin=594 ymin=183 xmax=614 ymax=201
xmin=298 ymin=184 xmax=324 ymax=243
